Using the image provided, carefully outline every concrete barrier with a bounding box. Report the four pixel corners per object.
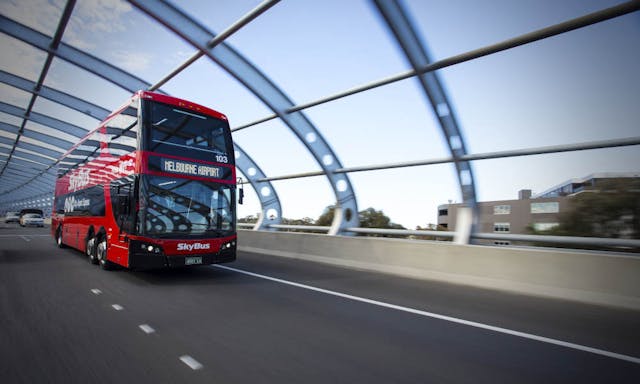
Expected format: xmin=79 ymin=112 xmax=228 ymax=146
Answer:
xmin=238 ymin=230 xmax=640 ymax=310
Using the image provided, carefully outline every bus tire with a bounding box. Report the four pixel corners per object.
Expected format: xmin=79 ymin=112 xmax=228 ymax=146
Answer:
xmin=55 ymin=227 xmax=66 ymax=248
xmin=86 ymin=235 xmax=98 ymax=264
xmin=96 ymin=238 xmax=113 ymax=270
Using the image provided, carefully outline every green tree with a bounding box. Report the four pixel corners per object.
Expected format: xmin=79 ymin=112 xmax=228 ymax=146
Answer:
xmin=316 ymin=205 xmax=336 ymax=227
xmin=238 ymin=214 xmax=258 ymax=223
xmin=536 ymin=179 xmax=640 ymax=239
xmin=359 ymin=207 xmax=404 ymax=230
xmin=280 ymin=217 xmax=316 ymax=232
xmin=316 ymin=206 xmax=406 ymax=236
xmin=282 ymin=217 xmax=315 ymax=225
xmin=413 ymin=224 xmax=451 ymax=241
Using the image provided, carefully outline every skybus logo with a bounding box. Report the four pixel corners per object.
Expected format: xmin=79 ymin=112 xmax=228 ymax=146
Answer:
xmin=177 ymin=243 xmax=211 ymax=251
xmin=68 ymin=169 xmax=90 ymax=192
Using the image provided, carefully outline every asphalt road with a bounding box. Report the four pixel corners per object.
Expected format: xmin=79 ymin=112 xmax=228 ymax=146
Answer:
xmin=1 ymin=224 xmax=639 ymax=383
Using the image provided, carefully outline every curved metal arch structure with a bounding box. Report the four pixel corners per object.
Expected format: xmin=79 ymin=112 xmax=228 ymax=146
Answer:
xmin=127 ymin=0 xmax=360 ymax=235
xmin=0 ymin=99 xmax=85 ymax=195
xmin=372 ymin=0 xmax=478 ymax=243
xmin=0 ymin=0 xmax=638 ymax=244
xmin=0 ymin=13 xmax=284 ymax=224
xmin=0 ymin=101 xmax=88 ymax=138
xmin=234 ymin=147 xmax=282 ymax=230
xmin=0 ymin=16 xmax=152 ymax=94
xmin=0 ymin=70 xmax=112 ymax=121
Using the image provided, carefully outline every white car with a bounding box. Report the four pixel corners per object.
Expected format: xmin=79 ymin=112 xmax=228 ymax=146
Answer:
xmin=20 ymin=213 xmax=45 ymax=227
xmin=5 ymin=212 xmax=20 ymax=223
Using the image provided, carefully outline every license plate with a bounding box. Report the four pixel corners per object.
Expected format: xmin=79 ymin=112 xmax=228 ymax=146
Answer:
xmin=185 ymin=256 xmax=202 ymax=265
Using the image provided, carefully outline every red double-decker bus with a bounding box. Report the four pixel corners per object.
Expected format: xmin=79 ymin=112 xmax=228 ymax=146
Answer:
xmin=52 ymin=91 xmax=237 ymax=270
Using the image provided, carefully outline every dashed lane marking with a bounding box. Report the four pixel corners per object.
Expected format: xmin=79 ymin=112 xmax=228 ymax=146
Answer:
xmin=112 ymin=304 xmax=124 ymax=311
xmin=0 ymin=234 xmax=49 ymax=237
xmin=139 ymin=324 xmax=155 ymax=334
xmin=179 ymin=355 xmax=203 ymax=370
xmin=91 ymin=289 xmax=102 ymax=295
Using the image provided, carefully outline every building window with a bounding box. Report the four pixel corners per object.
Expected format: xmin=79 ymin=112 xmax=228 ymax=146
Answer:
xmin=438 ymin=208 xmax=448 ymax=216
xmin=531 ymin=202 xmax=559 ymax=214
xmin=493 ymin=205 xmax=511 ymax=215
xmin=532 ymin=222 xmax=559 ymax=231
xmin=493 ymin=222 xmax=510 ymax=232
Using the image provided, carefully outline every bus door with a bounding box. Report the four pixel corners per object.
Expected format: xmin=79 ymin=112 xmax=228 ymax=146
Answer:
xmin=110 ymin=178 xmax=137 ymax=266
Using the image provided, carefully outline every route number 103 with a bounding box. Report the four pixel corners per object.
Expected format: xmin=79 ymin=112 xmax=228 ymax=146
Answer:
xmin=216 ymin=155 xmax=228 ymax=163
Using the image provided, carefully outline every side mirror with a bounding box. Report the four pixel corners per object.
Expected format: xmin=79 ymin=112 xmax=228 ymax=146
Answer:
xmin=237 ymin=178 xmax=244 ymax=205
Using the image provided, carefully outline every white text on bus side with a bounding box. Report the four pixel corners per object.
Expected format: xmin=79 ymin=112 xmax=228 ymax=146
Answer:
xmin=69 ymin=169 xmax=90 ymax=192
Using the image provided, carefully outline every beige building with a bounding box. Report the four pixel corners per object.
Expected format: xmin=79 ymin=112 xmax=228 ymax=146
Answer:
xmin=438 ymin=190 xmax=568 ymax=245
xmin=437 ymin=172 xmax=639 ymax=245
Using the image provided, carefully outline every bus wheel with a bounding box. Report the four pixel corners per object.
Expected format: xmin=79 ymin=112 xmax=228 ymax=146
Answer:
xmin=87 ymin=236 xmax=98 ymax=264
xmin=56 ymin=227 xmax=66 ymax=248
xmin=96 ymin=239 xmax=113 ymax=270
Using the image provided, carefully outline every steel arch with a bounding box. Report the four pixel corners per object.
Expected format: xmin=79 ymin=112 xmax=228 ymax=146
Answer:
xmin=127 ymin=0 xmax=360 ymax=235
xmin=373 ymin=0 xmax=479 ymax=243
xmin=2 ymin=174 xmax=52 ymax=191
xmin=2 ymin=181 xmax=49 ymax=196
xmin=235 ymin=146 xmax=282 ymax=230
xmin=0 ymin=120 xmax=76 ymax=150
xmin=0 ymin=101 xmax=87 ymax=139
xmin=4 ymin=156 xmax=48 ymax=170
xmin=15 ymin=142 xmax=64 ymax=159
xmin=0 ymin=169 xmax=55 ymax=200
xmin=0 ymin=15 xmax=152 ymax=94
xmin=0 ymin=70 xmax=111 ymax=121
xmin=0 ymin=17 xmax=282 ymax=222
xmin=4 ymin=170 xmax=54 ymax=183
xmin=0 ymin=16 xmax=281 ymax=222
xmin=5 ymin=163 xmax=56 ymax=177
xmin=22 ymin=130 xmax=75 ymax=151
xmin=4 ymin=150 xmax=54 ymax=167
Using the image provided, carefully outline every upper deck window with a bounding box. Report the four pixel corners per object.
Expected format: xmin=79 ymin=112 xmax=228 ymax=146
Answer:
xmin=106 ymin=103 xmax=138 ymax=157
xmin=146 ymin=101 xmax=231 ymax=163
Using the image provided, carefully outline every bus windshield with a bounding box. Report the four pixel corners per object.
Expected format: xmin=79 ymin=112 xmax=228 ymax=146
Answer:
xmin=141 ymin=175 xmax=235 ymax=238
xmin=146 ymin=101 xmax=231 ymax=162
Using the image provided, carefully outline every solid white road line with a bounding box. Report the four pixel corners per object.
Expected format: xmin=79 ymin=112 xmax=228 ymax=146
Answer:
xmin=139 ymin=324 xmax=155 ymax=334
xmin=179 ymin=355 xmax=203 ymax=370
xmin=215 ymin=264 xmax=640 ymax=365
xmin=111 ymin=304 xmax=124 ymax=311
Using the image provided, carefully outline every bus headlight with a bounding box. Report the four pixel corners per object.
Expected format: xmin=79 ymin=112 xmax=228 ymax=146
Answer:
xmin=140 ymin=243 xmax=161 ymax=254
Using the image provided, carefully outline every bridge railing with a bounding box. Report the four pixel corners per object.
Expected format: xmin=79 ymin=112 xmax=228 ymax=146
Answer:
xmin=237 ymin=229 xmax=640 ymax=310
xmin=237 ymin=222 xmax=640 ymax=251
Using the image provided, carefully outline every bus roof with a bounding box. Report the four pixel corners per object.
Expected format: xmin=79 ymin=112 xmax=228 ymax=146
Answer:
xmin=58 ymin=91 xmax=228 ymax=162
xmin=136 ymin=91 xmax=228 ymax=122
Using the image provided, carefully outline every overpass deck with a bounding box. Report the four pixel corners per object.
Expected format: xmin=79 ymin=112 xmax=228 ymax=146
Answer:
xmin=1 ymin=225 xmax=639 ymax=383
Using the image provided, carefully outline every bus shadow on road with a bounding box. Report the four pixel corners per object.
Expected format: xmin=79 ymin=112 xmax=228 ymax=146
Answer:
xmin=54 ymin=241 xmax=242 ymax=286
xmin=123 ymin=264 xmax=244 ymax=286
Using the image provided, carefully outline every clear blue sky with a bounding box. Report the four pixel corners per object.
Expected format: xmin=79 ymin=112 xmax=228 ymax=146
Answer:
xmin=1 ymin=0 xmax=639 ymax=228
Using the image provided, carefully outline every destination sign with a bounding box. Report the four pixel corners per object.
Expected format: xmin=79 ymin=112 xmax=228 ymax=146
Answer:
xmin=148 ymin=155 xmax=232 ymax=180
